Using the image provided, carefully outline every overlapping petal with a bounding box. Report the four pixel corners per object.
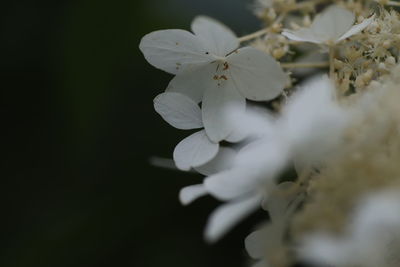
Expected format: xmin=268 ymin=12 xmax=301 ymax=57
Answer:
xmin=179 ymin=184 xmax=208 ymax=205
xmin=165 ymin=64 xmax=215 ymax=103
xmin=154 ymin=92 xmax=203 ymax=130
xmin=228 ymin=47 xmax=288 ymax=101
xmin=191 ymin=16 xmax=239 ymax=57
xmin=139 ymin=29 xmax=213 ymax=74
xmin=195 ymin=147 xmax=236 ymax=176
xmin=204 ymin=168 xmax=262 ymax=201
xmin=202 ymin=79 xmax=246 ymax=142
xmin=204 ymin=195 xmax=262 ymax=242
xmin=173 ymin=130 xmax=219 ymax=171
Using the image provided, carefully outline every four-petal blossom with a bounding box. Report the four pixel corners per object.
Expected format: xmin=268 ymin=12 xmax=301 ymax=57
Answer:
xmin=140 ymin=16 xmax=288 ymax=142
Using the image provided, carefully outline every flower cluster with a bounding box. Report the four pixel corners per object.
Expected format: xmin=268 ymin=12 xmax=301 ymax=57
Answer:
xmin=140 ymin=1 xmax=400 ymax=266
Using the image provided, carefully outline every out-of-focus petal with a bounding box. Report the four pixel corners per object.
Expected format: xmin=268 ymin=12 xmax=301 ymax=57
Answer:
xmin=225 ymin=105 xmax=276 ymax=142
xmin=281 ymin=75 xmax=349 ymax=162
xmin=204 ymin=195 xmax=262 ymax=243
xmin=195 ymin=147 xmax=236 ymax=176
xmin=179 ymin=184 xmax=208 ymax=205
xmin=204 ymin=168 xmax=262 ymax=201
xmin=245 ymin=228 xmax=270 ymax=259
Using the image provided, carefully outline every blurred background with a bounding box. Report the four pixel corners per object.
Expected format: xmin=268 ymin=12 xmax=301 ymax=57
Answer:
xmin=1 ymin=1 xmax=270 ymax=266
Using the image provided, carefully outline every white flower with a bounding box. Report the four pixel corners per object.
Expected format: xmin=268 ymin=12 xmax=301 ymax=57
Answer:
xmin=186 ymin=76 xmax=350 ymax=242
xmin=153 ymin=92 xmax=219 ymax=171
xmin=245 ymin=182 xmax=305 ymax=267
xmin=300 ymin=191 xmax=400 ymax=267
xmin=140 ymin=16 xmax=288 ymax=142
xmin=282 ymin=5 xmax=374 ymax=45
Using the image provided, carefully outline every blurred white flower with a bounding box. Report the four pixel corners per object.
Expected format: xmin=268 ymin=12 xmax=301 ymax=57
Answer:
xmin=140 ymin=16 xmax=288 ymax=142
xmin=154 ymin=92 xmax=219 ymax=171
xmin=245 ymin=182 xmax=305 ymax=267
xmin=300 ymin=191 xmax=400 ymax=267
xmin=192 ymin=76 xmax=350 ymax=242
xmin=282 ymin=5 xmax=374 ymax=45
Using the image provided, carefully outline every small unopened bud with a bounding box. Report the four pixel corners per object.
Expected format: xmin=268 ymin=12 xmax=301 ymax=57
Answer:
xmin=383 ymin=40 xmax=392 ymax=49
xmin=272 ymin=47 xmax=286 ymax=59
xmin=333 ymin=59 xmax=344 ymax=69
xmin=369 ymin=80 xmax=381 ymax=89
xmin=271 ymin=23 xmax=282 ymax=33
xmin=385 ymin=56 xmax=396 ymax=65
xmin=355 ymin=75 xmax=365 ymax=88
xmin=277 ymin=35 xmax=286 ymax=43
xmin=362 ymin=69 xmax=374 ymax=83
xmin=357 ymin=16 xmax=364 ymax=23
xmin=378 ymin=62 xmax=386 ymax=70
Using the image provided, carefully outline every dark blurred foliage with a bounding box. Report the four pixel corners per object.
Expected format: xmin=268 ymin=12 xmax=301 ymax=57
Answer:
xmin=0 ymin=0 xmax=289 ymax=266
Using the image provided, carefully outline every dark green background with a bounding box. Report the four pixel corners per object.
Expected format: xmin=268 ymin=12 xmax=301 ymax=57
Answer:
xmin=1 ymin=1 xmax=275 ymax=267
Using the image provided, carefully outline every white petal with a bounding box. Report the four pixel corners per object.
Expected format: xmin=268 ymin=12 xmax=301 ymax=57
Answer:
xmin=154 ymin=92 xmax=203 ymax=130
xmin=173 ymin=130 xmax=219 ymax=171
xmin=311 ymin=5 xmax=354 ymax=41
xmin=165 ymin=64 xmax=215 ymax=103
xmin=281 ymin=28 xmax=324 ymax=44
xmin=204 ymin=168 xmax=261 ymax=201
xmin=179 ymin=184 xmax=208 ymax=205
xmin=228 ymin=47 xmax=288 ymax=101
xmin=245 ymin=228 xmax=269 ymax=259
xmin=202 ymin=79 xmax=246 ymax=142
xmin=139 ymin=29 xmax=213 ymax=74
xmin=299 ymin=235 xmax=348 ymax=266
xmin=282 ymin=5 xmax=355 ymax=44
xmin=191 ymin=16 xmax=239 ymax=57
xmin=204 ymin=195 xmax=261 ymax=242
xmin=225 ymin=129 xmax=246 ymax=143
xmin=226 ymin=105 xmax=276 ymax=142
xmin=149 ymin=156 xmax=177 ymax=170
xmin=281 ymin=75 xmax=348 ymax=162
xmin=194 ymin=147 xmax=236 ymax=176
xmin=246 ymin=223 xmax=287 ymax=263
xmin=263 ymin=182 xmax=296 ymax=220
xmin=235 ymin=138 xmax=290 ymax=178
xmin=245 ymin=224 xmax=282 ymax=259
xmin=337 ymin=15 xmax=375 ymax=42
